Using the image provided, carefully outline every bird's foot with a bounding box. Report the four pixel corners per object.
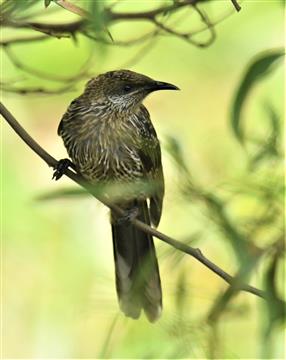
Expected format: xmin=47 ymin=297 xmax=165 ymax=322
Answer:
xmin=52 ymin=158 xmax=76 ymax=180
xmin=116 ymin=207 xmax=139 ymax=225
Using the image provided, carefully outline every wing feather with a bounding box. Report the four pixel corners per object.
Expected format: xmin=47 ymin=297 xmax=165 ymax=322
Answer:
xmin=137 ymin=106 xmax=164 ymax=227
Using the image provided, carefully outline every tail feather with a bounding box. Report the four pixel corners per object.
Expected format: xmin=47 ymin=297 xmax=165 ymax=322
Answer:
xmin=111 ymin=200 xmax=162 ymax=322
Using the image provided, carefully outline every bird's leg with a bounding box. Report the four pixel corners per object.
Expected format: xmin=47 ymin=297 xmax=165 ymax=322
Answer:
xmin=52 ymin=158 xmax=76 ymax=180
xmin=115 ymin=206 xmax=140 ymax=225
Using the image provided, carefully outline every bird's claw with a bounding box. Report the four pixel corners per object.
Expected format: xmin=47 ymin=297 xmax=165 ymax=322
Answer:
xmin=52 ymin=158 xmax=75 ymax=180
xmin=116 ymin=207 xmax=139 ymax=225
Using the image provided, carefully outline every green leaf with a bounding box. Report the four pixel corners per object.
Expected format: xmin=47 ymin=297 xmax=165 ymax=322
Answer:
xmin=88 ymin=0 xmax=105 ymax=35
xmin=165 ymin=135 xmax=190 ymax=176
xmin=230 ymin=48 xmax=284 ymax=143
xmin=261 ymin=242 xmax=286 ymax=357
xmin=1 ymin=0 xmax=39 ymax=16
xmin=249 ymin=104 xmax=282 ymax=169
xmin=264 ymin=246 xmax=286 ymax=327
xmin=175 ymin=271 xmax=188 ymax=315
xmin=265 ymin=103 xmax=280 ymax=149
xmin=208 ymin=254 xmax=260 ymax=323
xmin=35 ymin=187 xmax=88 ymax=201
xmin=36 ymin=180 xmax=159 ymax=203
xmin=84 ymin=0 xmax=111 ymax=54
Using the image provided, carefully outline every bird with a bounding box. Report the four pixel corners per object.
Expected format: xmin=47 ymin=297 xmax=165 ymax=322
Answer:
xmin=56 ymin=70 xmax=179 ymax=322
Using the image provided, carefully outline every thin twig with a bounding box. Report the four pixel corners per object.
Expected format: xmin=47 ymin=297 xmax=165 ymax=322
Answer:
xmin=192 ymin=4 xmax=216 ymax=47
xmin=230 ymin=0 xmax=241 ymax=12
xmin=82 ymin=30 xmax=157 ymax=47
xmin=0 ymin=102 xmax=265 ymax=300
xmin=152 ymin=17 xmax=214 ymax=48
xmin=118 ymin=37 xmax=158 ymax=69
xmin=106 ymin=0 xmax=198 ymax=21
xmin=1 ymin=85 xmax=74 ymax=95
xmin=0 ymin=34 xmax=51 ymax=46
xmin=2 ymin=19 xmax=84 ymax=37
xmin=3 ymin=46 xmax=93 ymax=83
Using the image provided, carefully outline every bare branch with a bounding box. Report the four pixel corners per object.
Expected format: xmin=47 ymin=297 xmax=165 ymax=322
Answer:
xmin=192 ymin=4 xmax=216 ymax=46
xmin=106 ymin=0 xmax=199 ymax=21
xmin=2 ymin=19 xmax=84 ymax=37
xmin=1 ymin=84 xmax=75 ymax=95
xmin=1 ymin=0 xmax=241 ymax=48
xmin=0 ymin=34 xmax=51 ymax=46
xmin=0 ymin=101 xmax=265 ymax=300
xmin=152 ymin=17 xmax=215 ymax=48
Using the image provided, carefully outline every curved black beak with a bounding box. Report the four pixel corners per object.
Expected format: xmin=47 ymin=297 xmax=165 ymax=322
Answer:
xmin=150 ymin=81 xmax=180 ymax=92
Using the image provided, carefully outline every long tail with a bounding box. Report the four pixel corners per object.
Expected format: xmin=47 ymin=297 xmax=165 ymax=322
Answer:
xmin=111 ymin=199 xmax=162 ymax=322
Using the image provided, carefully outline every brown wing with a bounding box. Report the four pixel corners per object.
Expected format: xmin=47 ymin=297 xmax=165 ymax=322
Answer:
xmin=137 ymin=106 xmax=164 ymax=227
xmin=58 ymin=97 xmax=84 ymax=136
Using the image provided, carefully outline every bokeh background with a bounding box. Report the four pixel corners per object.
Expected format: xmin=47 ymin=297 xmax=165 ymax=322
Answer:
xmin=2 ymin=0 xmax=285 ymax=358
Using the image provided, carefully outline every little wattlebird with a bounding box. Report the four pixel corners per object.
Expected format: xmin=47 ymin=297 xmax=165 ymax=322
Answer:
xmin=55 ymin=70 xmax=179 ymax=322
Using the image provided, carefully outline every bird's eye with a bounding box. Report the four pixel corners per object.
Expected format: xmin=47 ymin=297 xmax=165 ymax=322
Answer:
xmin=123 ymin=85 xmax=132 ymax=93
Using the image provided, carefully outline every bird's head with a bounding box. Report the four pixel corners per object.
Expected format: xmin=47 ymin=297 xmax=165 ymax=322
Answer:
xmin=84 ymin=70 xmax=179 ymax=111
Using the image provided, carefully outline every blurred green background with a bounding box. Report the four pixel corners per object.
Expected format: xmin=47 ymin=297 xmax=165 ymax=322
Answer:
xmin=1 ymin=0 xmax=285 ymax=358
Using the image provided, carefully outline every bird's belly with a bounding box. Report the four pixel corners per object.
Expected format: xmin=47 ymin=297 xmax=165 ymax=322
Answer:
xmin=74 ymin=141 xmax=143 ymax=183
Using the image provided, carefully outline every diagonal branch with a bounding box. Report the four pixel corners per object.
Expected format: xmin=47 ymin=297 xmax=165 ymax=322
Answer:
xmin=0 ymin=101 xmax=265 ymax=300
